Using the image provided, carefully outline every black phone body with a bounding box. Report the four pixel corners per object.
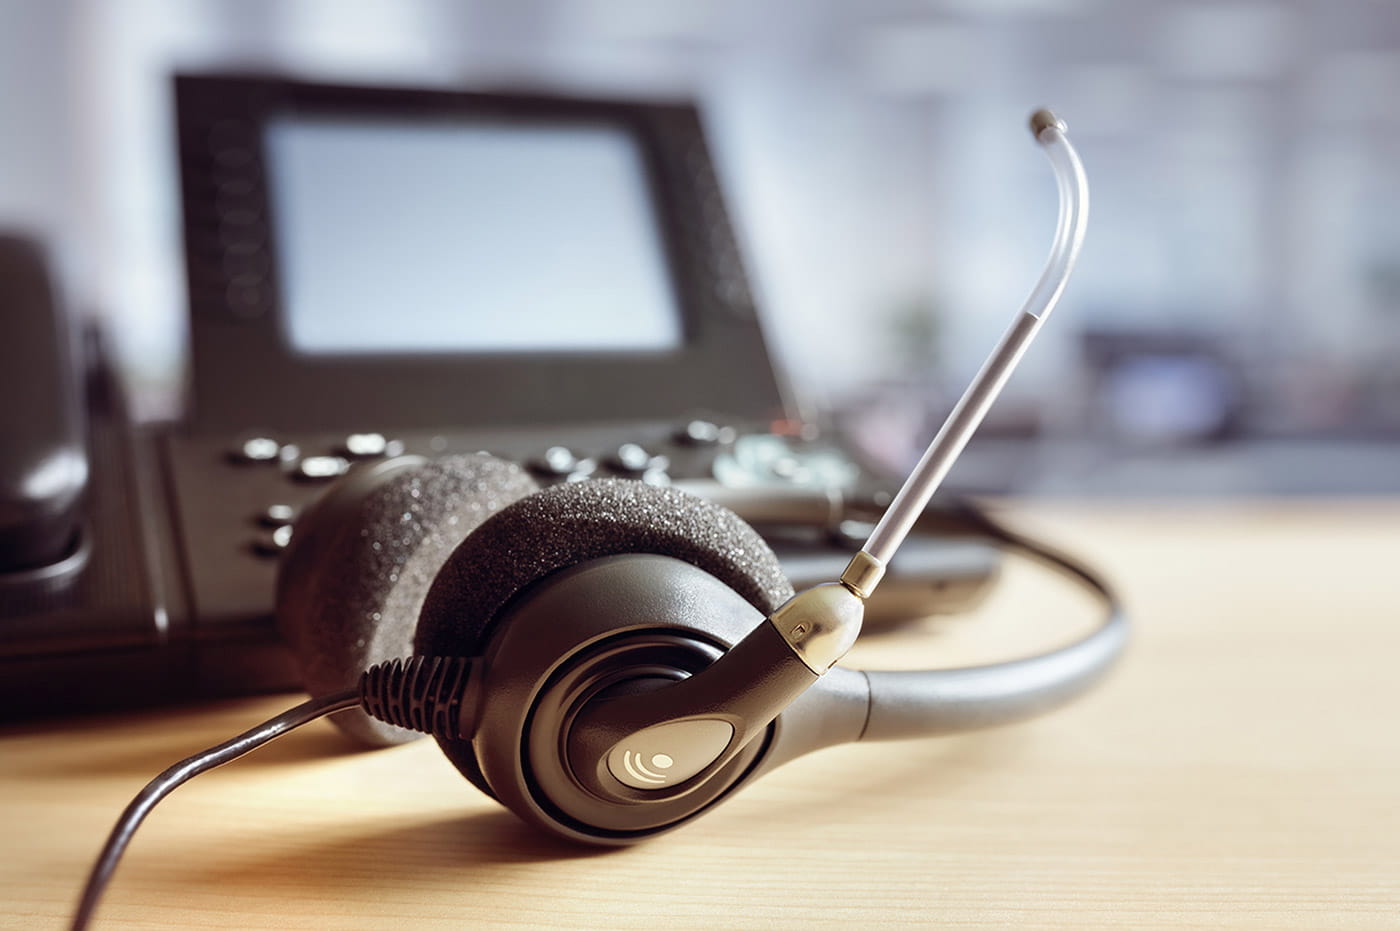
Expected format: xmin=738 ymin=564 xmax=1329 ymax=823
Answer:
xmin=0 ymin=235 xmax=87 ymax=571
xmin=0 ymin=75 xmax=998 ymax=718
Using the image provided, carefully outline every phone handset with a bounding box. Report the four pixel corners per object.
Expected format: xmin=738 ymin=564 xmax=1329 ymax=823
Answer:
xmin=0 ymin=233 xmax=89 ymax=574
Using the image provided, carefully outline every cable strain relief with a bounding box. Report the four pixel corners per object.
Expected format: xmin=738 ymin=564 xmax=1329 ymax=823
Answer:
xmin=359 ymin=656 xmax=475 ymax=740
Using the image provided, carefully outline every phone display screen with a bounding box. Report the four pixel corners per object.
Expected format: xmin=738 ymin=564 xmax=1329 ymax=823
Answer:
xmin=263 ymin=116 xmax=683 ymax=355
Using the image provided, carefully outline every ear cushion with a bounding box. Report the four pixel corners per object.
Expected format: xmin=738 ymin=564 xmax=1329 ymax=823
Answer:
xmin=415 ymin=477 xmax=795 ymax=796
xmin=276 ymin=453 xmax=539 ymax=747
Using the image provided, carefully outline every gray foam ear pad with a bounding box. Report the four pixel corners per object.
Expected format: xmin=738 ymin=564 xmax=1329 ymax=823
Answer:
xmin=416 ymin=478 xmax=794 ymax=657
xmin=276 ymin=453 xmax=539 ymax=747
xmin=414 ymin=477 xmax=795 ymax=795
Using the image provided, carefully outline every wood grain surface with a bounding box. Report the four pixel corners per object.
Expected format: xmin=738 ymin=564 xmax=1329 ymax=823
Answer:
xmin=4 ymin=501 xmax=1398 ymax=929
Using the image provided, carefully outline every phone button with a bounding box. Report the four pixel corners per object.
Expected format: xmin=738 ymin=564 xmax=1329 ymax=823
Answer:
xmin=259 ymin=504 xmax=296 ymax=528
xmin=251 ymin=524 xmax=293 ymax=557
xmin=230 ymin=436 xmax=282 ymax=463
xmin=674 ymin=420 xmax=736 ymax=447
xmin=607 ymin=443 xmax=652 ymax=473
xmin=338 ymin=433 xmax=404 ymax=459
xmin=605 ymin=444 xmax=670 ymax=477
xmin=294 ymin=456 xmax=350 ymax=482
xmin=528 ymin=446 xmax=579 ymax=477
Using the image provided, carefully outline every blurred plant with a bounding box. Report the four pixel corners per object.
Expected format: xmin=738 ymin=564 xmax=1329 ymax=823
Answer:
xmin=882 ymin=292 xmax=945 ymax=381
xmin=1363 ymin=258 xmax=1400 ymax=315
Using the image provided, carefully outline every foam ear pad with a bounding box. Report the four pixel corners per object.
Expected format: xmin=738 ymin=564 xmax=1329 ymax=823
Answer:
xmin=415 ymin=478 xmax=795 ymax=796
xmin=276 ymin=453 xmax=539 ymax=747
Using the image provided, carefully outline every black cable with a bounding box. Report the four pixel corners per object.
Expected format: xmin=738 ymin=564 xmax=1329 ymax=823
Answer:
xmin=70 ymin=689 xmax=360 ymax=931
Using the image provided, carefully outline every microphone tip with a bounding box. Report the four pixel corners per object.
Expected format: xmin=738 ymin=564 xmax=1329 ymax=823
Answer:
xmin=1029 ymin=108 xmax=1066 ymax=140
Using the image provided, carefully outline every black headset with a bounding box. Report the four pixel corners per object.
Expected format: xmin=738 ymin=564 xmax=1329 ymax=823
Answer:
xmin=275 ymin=456 xmax=1125 ymax=843
xmin=72 ymin=109 xmax=1120 ymax=928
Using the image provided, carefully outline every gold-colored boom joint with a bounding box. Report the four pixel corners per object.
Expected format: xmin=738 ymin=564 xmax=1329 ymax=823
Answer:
xmin=839 ymin=551 xmax=885 ymax=600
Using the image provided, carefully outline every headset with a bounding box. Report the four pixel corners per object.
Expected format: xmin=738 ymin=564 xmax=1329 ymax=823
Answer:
xmin=72 ymin=109 xmax=1122 ymax=928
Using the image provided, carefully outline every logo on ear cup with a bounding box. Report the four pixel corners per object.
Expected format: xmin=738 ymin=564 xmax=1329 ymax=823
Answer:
xmin=606 ymin=718 xmax=734 ymax=791
xmin=620 ymin=750 xmax=674 ymax=785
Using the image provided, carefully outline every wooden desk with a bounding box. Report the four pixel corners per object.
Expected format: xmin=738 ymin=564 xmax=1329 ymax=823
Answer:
xmin=4 ymin=503 xmax=1398 ymax=928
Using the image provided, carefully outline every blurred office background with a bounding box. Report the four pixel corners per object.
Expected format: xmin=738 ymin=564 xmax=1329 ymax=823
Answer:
xmin=2 ymin=0 xmax=1398 ymax=495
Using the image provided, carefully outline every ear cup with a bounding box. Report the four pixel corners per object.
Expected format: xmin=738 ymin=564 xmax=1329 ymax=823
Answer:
xmin=414 ymin=477 xmax=795 ymax=797
xmin=276 ymin=453 xmax=539 ymax=746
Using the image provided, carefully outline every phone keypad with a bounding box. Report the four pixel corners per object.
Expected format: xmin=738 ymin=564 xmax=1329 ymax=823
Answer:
xmin=224 ymin=422 xmax=754 ymax=561
xmin=167 ymin=417 xmax=1005 ymax=654
xmin=186 ymin=420 xmax=868 ymax=574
